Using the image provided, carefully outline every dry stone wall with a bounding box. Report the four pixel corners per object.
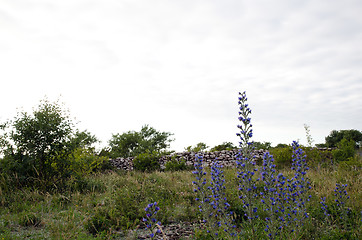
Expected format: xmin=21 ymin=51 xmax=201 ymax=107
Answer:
xmin=109 ymin=148 xmax=335 ymax=171
xmin=109 ymin=149 xmax=268 ymax=171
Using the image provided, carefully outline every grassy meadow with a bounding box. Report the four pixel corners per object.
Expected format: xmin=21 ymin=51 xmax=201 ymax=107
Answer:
xmin=0 ymin=159 xmax=361 ymax=239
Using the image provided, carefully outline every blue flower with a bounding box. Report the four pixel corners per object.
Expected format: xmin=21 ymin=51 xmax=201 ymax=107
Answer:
xmin=143 ymin=202 xmax=163 ymax=239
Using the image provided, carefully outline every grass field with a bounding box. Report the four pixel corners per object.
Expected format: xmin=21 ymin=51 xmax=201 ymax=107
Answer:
xmin=0 ymin=157 xmax=361 ymax=239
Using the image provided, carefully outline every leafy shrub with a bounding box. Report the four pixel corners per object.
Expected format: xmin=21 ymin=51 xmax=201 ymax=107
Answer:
xmin=338 ymin=155 xmax=362 ymax=171
xmin=303 ymin=147 xmax=334 ymax=168
xmin=0 ymin=154 xmax=38 ymax=189
xmin=269 ymin=146 xmax=293 ymax=168
xmin=69 ymin=148 xmax=109 ymax=177
xmin=332 ymin=139 xmax=356 ymax=162
xmin=165 ymin=157 xmax=187 ymax=171
xmin=133 ymin=151 xmax=161 ymax=172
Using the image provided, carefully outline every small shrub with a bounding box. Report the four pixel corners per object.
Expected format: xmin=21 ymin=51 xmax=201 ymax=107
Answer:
xmin=69 ymin=148 xmax=109 ymax=177
xmin=165 ymin=157 xmax=187 ymax=171
xmin=338 ymin=155 xmax=362 ymax=171
xmin=303 ymin=147 xmax=322 ymax=167
xmin=133 ymin=151 xmax=161 ymax=172
xmin=269 ymin=146 xmax=293 ymax=168
xmin=332 ymin=139 xmax=356 ymax=162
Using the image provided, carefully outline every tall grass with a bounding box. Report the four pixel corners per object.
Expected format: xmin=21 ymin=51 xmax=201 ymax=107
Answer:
xmin=0 ymin=163 xmax=360 ymax=239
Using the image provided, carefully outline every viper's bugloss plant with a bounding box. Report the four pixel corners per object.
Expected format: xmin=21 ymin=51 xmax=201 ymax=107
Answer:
xmin=192 ymin=154 xmax=214 ymax=233
xmin=192 ymin=154 xmax=210 ymax=216
xmin=260 ymin=152 xmax=285 ymax=239
xmin=283 ymin=141 xmax=311 ymax=236
xmin=187 ymin=91 xmax=359 ymax=239
xmin=320 ymin=196 xmax=331 ymax=225
xmin=193 ymin=155 xmax=236 ymax=238
xmin=209 ymin=160 xmax=236 ymax=237
xmin=143 ymin=202 xmax=164 ymax=239
xmin=334 ymin=183 xmax=351 ymax=228
xmin=236 ymin=91 xmax=259 ymax=237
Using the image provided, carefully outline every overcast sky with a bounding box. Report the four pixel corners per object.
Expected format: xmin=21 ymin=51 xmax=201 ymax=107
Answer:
xmin=1 ymin=0 xmax=361 ymax=152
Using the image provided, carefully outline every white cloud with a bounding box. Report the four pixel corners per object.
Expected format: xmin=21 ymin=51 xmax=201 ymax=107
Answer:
xmin=1 ymin=0 xmax=361 ymax=151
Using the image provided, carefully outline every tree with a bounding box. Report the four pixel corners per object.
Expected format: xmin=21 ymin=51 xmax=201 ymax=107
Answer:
xmin=325 ymin=130 xmax=362 ymax=148
xmin=210 ymin=142 xmax=237 ymax=152
xmin=70 ymin=130 xmax=98 ymax=150
xmin=0 ymin=99 xmax=75 ymax=187
xmin=253 ymin=141 xmax=272 ymax=150
xmin=274 ymin=143 xmax=289 ymax=148
xmin=331 ymin=139 xmax=356 ymax=162
xmin=184 ymin=142 xmax=209 ymax=152
xmin=315 ymin=143 xmax=327 ymax=148
xmin=0 ymin=99 xmax=101 ymax=189
xmin=108 ymin=125 xmax=174 ymax=158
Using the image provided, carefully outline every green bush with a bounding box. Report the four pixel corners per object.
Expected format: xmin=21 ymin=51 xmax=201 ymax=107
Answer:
xmin=269 ymin=146 xmax=293 ymax=168
xmin=133 ymin=151 xmax=161 ymax=172
xmin=69 ymin=148 xmax=109 ymax=177
xmin=338 ymin=155 xmax=362 ymax=171
xmin=302 ymin=147 xmax=333 ymax=168
xmin=165 ymin=157 xmax=187 ymax=171
xmin=332 ymin=139 xmax=356 ymax=162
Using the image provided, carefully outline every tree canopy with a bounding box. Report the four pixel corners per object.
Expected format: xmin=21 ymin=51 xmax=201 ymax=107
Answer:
xmin=325 ymin=129 xmax=362 ymax=148
xmin=108 ymin=125 xmax=174 ymax=158
xmin=253 ymin=141 xmax=272 ymax=150
xmin=210 ymin=142 xmax=237 ymax=152
xmin=184 ymin=142 xmax=209 ymax=152
xmin=0 ymin=99 xmax=102 ymax=189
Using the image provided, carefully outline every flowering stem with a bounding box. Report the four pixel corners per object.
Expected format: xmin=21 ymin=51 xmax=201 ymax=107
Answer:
xmin=236 ymin=91 xmax=258 ymax=239
xmin=143 ymin=202 xmax=163 ymax=239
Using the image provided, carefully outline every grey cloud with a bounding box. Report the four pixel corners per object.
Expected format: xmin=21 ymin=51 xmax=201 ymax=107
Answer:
xmin=1 ymin=0 xmax=362 ymax=150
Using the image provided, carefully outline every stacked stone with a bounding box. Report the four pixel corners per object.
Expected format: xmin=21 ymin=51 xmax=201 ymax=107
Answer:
xmin=109 ymin=148 xmax=334 ymax=171
xmin=109 ymin=149 xmax=268 ymax=170
xmin=109 ymin=157 xmax=134 ymax=171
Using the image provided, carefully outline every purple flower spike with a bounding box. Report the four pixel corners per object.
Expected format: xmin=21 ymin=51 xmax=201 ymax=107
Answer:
xmin=143 ymin=202 xmax=163 ymax=239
